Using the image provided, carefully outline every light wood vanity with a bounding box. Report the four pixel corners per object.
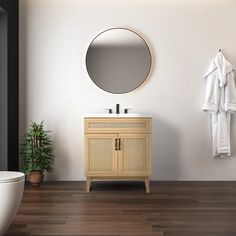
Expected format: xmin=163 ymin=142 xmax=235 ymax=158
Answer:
xmin=84 ymin=114 xmax=152 ymax=193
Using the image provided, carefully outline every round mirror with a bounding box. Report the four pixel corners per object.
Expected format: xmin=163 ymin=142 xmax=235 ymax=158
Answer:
xmin=86 ymin=28 xmax=152 ymax=94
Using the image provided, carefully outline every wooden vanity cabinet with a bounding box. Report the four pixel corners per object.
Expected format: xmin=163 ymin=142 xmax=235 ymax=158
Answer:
xmin=84 ymin=117 xmax=152 ymax=193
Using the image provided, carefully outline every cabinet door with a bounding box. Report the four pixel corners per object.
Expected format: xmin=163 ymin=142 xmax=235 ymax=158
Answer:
xmin=118 ymin=134 xmax=151 ymax=176
xmin=85 ymin=134 xmax=118 ymax=176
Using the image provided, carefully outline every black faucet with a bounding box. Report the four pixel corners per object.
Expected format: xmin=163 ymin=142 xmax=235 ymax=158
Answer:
xmin=106 ymin=108 xmax=112 ymax=114
xmin=124 ymin=108 xmax=131 ymax=114
xmin=116 ymin=104 xmax=120 ymax=114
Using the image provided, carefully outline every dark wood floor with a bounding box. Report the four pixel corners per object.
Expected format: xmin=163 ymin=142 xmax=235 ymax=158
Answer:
xmin=4 ymin=181 xmax=236 ymax=236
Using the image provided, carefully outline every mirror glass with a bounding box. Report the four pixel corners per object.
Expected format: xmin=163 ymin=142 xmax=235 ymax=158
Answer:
xmin=86 ymin=28 xmax=152 ymax=94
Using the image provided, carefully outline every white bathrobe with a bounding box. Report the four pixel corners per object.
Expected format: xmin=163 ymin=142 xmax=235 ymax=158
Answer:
xmin=203 ymin=52 xmax=236 ymax=157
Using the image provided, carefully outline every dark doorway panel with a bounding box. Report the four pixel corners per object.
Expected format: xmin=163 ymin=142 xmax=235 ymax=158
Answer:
xmin=0 ymin=8 xmax=8 ymax=170
xmin=0 ymin=0 xmax=19 ymax=171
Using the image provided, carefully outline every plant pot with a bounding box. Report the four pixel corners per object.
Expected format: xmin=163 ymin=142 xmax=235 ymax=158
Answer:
xmin=28 ymin=171 xmax=44 ymax=186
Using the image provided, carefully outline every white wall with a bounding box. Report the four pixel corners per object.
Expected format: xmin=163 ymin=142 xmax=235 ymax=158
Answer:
xmin=19 ymin=0 xmax=236 ymax=181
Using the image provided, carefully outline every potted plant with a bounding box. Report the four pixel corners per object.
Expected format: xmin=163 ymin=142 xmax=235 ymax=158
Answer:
xmin=20 ymin=121 xmax=54 ymax=186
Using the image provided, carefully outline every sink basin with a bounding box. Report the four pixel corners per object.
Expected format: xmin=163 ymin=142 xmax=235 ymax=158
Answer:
xmin=84 ymin=113 xmax=151 ymax=118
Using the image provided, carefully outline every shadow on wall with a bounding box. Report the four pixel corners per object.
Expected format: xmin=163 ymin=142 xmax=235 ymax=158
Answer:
xmin=19 ymin=0 xmax=28 ymax=160
xmin=45 ymin=129 xmax=70 ymax=180
xmin=231 ymin=117 xmax=236 ymax=155
xmin=152 ymin=116 xmax=181 ymax=180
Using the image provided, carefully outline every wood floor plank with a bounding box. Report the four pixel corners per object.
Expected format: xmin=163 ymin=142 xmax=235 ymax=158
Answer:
xmin=4 ymin=181 xmax=236 ymax=236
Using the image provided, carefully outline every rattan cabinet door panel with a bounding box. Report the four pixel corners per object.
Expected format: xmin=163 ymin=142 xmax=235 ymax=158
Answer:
xmin=85 ymin=134 xmax=118 ymax=176
xmin=118 ymin=134 xmax=150 ymax=176
xmin=84 ymin=118 xmax=151 ymax=134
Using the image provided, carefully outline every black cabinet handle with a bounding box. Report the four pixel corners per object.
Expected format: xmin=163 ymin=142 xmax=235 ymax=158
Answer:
xmin=115 ymin=138 xmax=118 ymax=150
xmin=118 ymin=138 xmax=121 ymax=150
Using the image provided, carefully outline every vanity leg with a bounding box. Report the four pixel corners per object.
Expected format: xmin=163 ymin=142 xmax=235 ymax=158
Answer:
xmin=144 ymin=177 xmax=150 ymax=193
xmin=86 ymin=178 xmax=91 ymax=193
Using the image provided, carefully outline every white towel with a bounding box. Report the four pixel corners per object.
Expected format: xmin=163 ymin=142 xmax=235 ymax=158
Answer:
xmin=211 ymin=112 xmax=231 ymax=157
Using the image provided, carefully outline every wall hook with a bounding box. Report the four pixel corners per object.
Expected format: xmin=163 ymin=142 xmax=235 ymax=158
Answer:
xmin=218 ymin=48 xmax=222 ymax=52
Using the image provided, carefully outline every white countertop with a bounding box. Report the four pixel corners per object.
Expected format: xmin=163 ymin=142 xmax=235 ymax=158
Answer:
xmin=84 ymin=113 xmax=152 ymax=118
